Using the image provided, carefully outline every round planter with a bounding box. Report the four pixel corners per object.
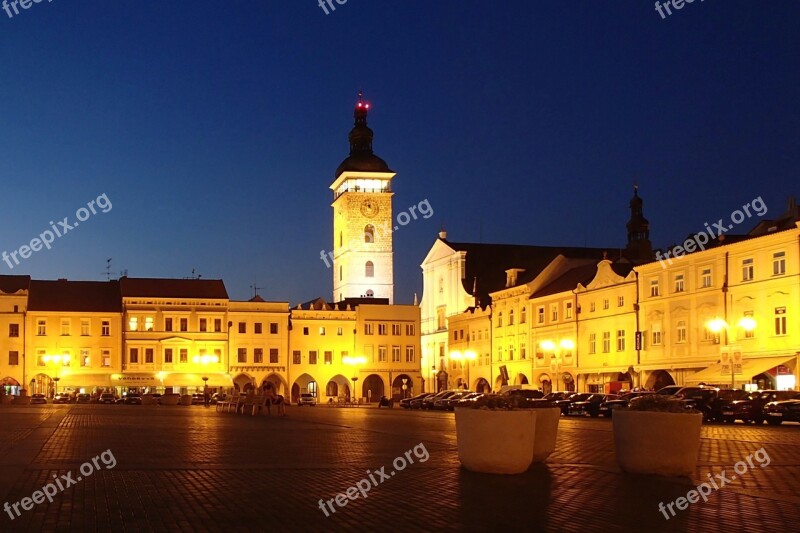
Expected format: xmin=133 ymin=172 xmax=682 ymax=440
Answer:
xmin=180 ymin=395 xmax=193 ymax=406
xmin=161 ymin=394 xmax=180 ymax=406
xmin=141 ymin=395 xmax=157 ymax=406
xmin=532 ymin=407 xmax=561 ymax=463
xmin=455 ymin=408 xmax=536 ymax=474
xmin=613 ymin=410 xmax=703 ymax=477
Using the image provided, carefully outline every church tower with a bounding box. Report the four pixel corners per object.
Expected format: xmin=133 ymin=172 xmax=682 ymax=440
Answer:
xmin=330 ymin=94 xmax=396 ymax=303
xmin=625 ymin=185 xmax=653 ymax=263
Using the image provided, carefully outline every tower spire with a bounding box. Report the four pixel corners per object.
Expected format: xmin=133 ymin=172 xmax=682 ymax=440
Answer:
xmin=349 ymin=91 xmax=373 ymax=156
xmin=625 ymin=183 xmax=653 ymax=263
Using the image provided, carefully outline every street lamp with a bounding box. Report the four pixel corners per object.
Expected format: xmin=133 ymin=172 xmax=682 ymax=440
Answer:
xmin=707 ymin=317 xmax=756 ymax=388
xmin=541 ymin=339 xmax=574 ymax=392
xmin=343 ymin=355 xmax=366 ymax=404
xmin=42 ymin=354 xmax=70 ymax=398
xmin=450 ymin=350 xmax=477 ymax=390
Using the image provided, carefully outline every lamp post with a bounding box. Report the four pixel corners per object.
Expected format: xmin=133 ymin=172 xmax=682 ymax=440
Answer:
xmin=343 ymin=355 xmax=366 ymax=404
xmin=707 ymin=317 xmax=756 ymax=388
xmin=450 ymin=350 xmax=477 ymax=390
xmin=42 ymin=353 xmax=70 ymax=398
xmin=541 ymin=339 xmax=574 ymax=392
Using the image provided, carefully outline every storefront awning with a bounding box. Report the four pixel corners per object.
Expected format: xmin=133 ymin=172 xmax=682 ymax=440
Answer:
xmin=162 ymin=373 xmax=232 ymax=388
xmin=111 ymin=374 xmax=161 ymax=387
xmin=685 ymin=356 xmax=795 ymax=384
xmin=58 ymin=374 xmax=112 ymax=388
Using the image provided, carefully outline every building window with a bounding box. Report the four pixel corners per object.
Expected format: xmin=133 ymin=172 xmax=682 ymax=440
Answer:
xmin=392 ymin=324 xmax=401 ymax=336
xmin=650 ymin=279 xmax=659 ymax=297
xmin=180 ymin=349 xmax=188 ymax=363
xmin=129 ymin=348 xmax=139 ymax=364
xmin=589 ymin=333 xmax=596 ymax=354
xmin=509 ymin=309 xmax=515 ymax=325
xmin=165 ymin=318 xmax=173 ymax=332
xmin=254 ymin=349 xmax=263 ymax=364
xmin=677 ymin=321 xmax=687 ymax=343
xmin=200 ymin=319 xmax=208 ymax=332
xmin=238 ymin=322 xmax=246 ymax=334
xmin=365 ymin=224 xmax=375 ymax=243
xmin=81 ymin=320 xmax=90 ymax=336
xmin=339 ymin=266 xmax=343 ymax=281
xmin=309 ymin=351 xmax=318 ymax=364
xmin=9 ymin=351 xmax=19 ymax=365
xmin=378 ymin=346 xmax=387 ymax=362
xmin=215 ymin=319 xmax=222 ymax=332
xmin=618 ymin=296 xmax=624 ymax=307
xmin=602 ymin=299 xmax=609 ymax=310
xmin=773 ymin=252 xmax=786 ymax=276
xmin=365 ymin=261 xmax=375 ymax=278
xmin=128 ymin=317 xmax=138 ymax=332
xmin=616 ymin=330 xmax=625 ymax=351
xmin=742 ymin=258 xmax=754 ymax=281
xmin=319 ymin=327 xmax=326 ymax=336
xmin=405 ymin=324 xmax=415 ymax=336
xmin=508 ymin=345 xmax=514 ymax=360
xmin=145 ymin=317 xmax=154 ymax=332
xmin=775 ymin=307 xmax=787 ymax=336
xmin=590 ymin=302 xmax=596 ymax=313
xmin=602 ymin=332 xmax=611 ymax=353
xmin=292 ymin=351 xmax=301 ymax=364
xmin=9 ymin=324 xmax=19 ymax=337
xmin=437 ymin=307 xmax=446 ymax=330
xmin=270 ymin=323 xmax=278 ymax=334
xmin=743 ymin=312 xmax=755 ymax=338
xmin=365 ymin=323 xmax=374 ymax=335
xmin=520 ymin=307 xmax=527 ymax=323
xmin=674 ymin=274 xmax=685 ymax=293
xmin=378 ymin=324 xmax=387 ymax=335
xmin=520 ymin=343 xmax=526 ymax=359
xmin=102 ymin=350 xmax=111 ymax=367
xmin=102 ymin=320 xmax=110 ymax=336
xmin=256 ymin=322 xmax=265 ymax=334
xmin=652 ymin=327 xmax=662 ymax=346
xmin=237 ymin=348 xmax=247 ymax=363
xmin=537 ymin=307 xmax=545 ymax=324
xmin=303 ymin=327 xmax=309 ymax=335
xmin=337 ymin=327 xmax=343 ymax=336
xmin=701 ymin=268 xmax=712 ymax=288
xmin=405 ymin=346 xmax=415 ymax=363
xmin=392 ymin=346 xmax=401 ymax=362
xmin=497 ymin=346 xmax=503 ymax=361
xmin=497 ymin=312 xmax=503 ymax=328
xmin=180 ymin=318 xmax=188 ymax=332
xmin=565 ymin=302 xmax=573 ymax=319
xmin=145 ymin=349 xmax=154 ymax=364
xmin=61 ymin=319 xmax=70 ymax=336
xmin=324 ymin=351 xmax=332 ymax=364
xmin=551 ymin=304 xmax=559 ymax=322
xmin=36 ymin=350 xmax=46 ymax=366
xmin=164 ymin=349 xmax=173 ymax=364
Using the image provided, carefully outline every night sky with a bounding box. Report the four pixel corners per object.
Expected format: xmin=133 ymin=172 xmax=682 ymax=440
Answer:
xmin=1 ymin=1 xmax=797 ymax=304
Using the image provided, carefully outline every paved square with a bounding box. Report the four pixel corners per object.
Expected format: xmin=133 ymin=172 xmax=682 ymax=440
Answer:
xmin=1 ymin=405 xmax=798 ymax=532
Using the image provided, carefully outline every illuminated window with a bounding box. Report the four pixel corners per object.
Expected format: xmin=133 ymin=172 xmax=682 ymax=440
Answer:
xmin=508 ymin=345 xmax=514 ymax=360
xmin=145 ymin=317 xmax=154 ymax=331
xmin=81 ymin=349 xmax=90 ymax=367
xmin=744 ymin=311 xmax=755 ymax=338
xmin=102 ymin=350 xmax=111 ymax=367
xmin=319 ymin=327 xmax=326 ymax=336
xmin=129 ymin=317 xmax=138 ymax=332
xmin=324 ymin=351 xmax=332 ymax=364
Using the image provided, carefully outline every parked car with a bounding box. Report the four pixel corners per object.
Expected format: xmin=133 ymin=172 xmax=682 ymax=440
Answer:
xmin=675 ymin=387 xmax=721 ymax=421
xmin=722 ymin=390 xmax=799 ymax=424
xmin=553 ymin=393 xmax=592 ymax=415
xmin=211 ymin=393 xmax=226 ymax=405
xmin=503 ymin=389 xmax=545 ymax=400
xmin=53 ymin=393 xmax=72 ymax=404
xmin=99 ymin=393 xmax=116 ymax=404
xmin=454 ymin=392 xmax=484 ymax=407
xmin=76 ymin=393 xmax=92 ymax=404
xmin=124 ymin=394 xmax=142 ymax=405
xmin=544 ymin=391 xmax=574 ymax=402
xmin=763 ymin=393 xmax=800 ymax=425
xmin=298 ymin=393 xmax=316 ymax=406
xmin=409 ymin=393 xmax=434 ymax=409
xmin=709 ymin=389 xmax=751 ymax=422
xmin=599 ymin=391 xmax=655 ymax=417
xmin=190 ymin=393 xmax=206 ymax=405
xmin=568 ymin=394 xmax=617 ymax=417
xmin=150 ymin=393 xmax=163 ymax=404
xmin=434 ymin=391 xmax=468 ymax=410
xmin=30 ymin=393 xmax=47 ymax=404
xmin=422 ymin=390 xmax=459 ymax=410
xmin=656 ymin=385 xmax=685 ymax=396
xmin=400 ymin=393 xmax=432 ymax=409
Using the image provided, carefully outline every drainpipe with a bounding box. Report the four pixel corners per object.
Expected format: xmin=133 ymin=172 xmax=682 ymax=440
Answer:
xmin=572 ymin=288 xmax=580 ymax=392
xmin=723 ymin=252 xmax=729 ymax=345
xmin=634 ymin=270 xmax=641 ymax=388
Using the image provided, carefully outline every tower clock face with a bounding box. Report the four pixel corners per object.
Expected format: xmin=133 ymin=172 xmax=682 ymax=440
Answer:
xmin=360 ymin=199 xmax=379 ymax=218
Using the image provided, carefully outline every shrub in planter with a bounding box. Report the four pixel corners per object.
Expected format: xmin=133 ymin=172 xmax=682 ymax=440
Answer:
xmin=525 ymin=401 xmax=561 ymax=463
xmin=160 ymin=394 xmax=180 ymax=406
xmin=613 ymin=394 xmax=703 ymax=477
xmin=455 ymin=395 xmax=536 ymax=474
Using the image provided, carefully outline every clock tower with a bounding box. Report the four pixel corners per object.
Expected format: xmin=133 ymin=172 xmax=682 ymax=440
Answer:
xmin=330 ymin=94 xmax=396 ymax=303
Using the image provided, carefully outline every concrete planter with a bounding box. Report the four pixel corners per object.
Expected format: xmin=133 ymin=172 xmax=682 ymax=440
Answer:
xmin=532 ymin=407 xmax=561 ymax=463
xmin=141 ymin=395 xmax=157 ymax=406
xmin=613 ymin=410 xmax=703 ymax=477
xmin=455 ymin=408 xmax=536 ymax=474
xmin=179 ymin=395 xmax=193 ymax=406
xmin=161 ymin=394 xmax=180 ymax=406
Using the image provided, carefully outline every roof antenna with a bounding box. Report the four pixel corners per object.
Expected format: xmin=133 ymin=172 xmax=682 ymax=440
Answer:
xmin=101 ymin=258 xmax=115 ymax=281
xmin=250 ymin=278 xmax=263 ymax=298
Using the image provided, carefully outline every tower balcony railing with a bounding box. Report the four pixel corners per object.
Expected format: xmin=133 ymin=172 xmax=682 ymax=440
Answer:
xmin=333 ymin=184 xmax=391 ymax=201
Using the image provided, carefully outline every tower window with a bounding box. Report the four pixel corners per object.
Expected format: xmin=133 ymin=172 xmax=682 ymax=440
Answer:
xmin=339 ymin=266 xmax=343 ymax=281
xmin=339 ymin=232 xmax=343 ymax=248
xmin=365 ymin=225 xmax=375 ymax=243
xmin=365 ymin=261 xmax=374 ymax=278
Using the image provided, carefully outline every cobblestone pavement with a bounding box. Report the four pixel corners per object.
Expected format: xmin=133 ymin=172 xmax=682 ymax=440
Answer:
xmin=0 ymin=404 xmax=798 ymax=532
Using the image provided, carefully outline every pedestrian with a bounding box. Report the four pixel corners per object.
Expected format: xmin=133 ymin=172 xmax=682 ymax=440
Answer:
xmin=264 ymin=382 xmax=286 ymax=416
xmin=203 ymin=384 xmax=210 ymax=408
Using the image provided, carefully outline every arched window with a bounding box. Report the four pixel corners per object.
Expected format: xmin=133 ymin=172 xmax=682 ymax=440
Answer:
xmin=497 ymin=312 xmax=503 ymax=327
xmin=326 ymin=381 xmax=338 ymax=396
xmin=509 ymin=309 xmax=515 ymax=325
xmin=521 ymin=307 xmax=527 ymax=323
xmin=365 ymin=261 xmax=374 ymax=278
xmin=364 ymin=225 xmax=375 ymax=243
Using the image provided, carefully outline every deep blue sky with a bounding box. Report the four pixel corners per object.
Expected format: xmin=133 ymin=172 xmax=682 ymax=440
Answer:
xmin=1 ymin=1 xmax=798 ymax=304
